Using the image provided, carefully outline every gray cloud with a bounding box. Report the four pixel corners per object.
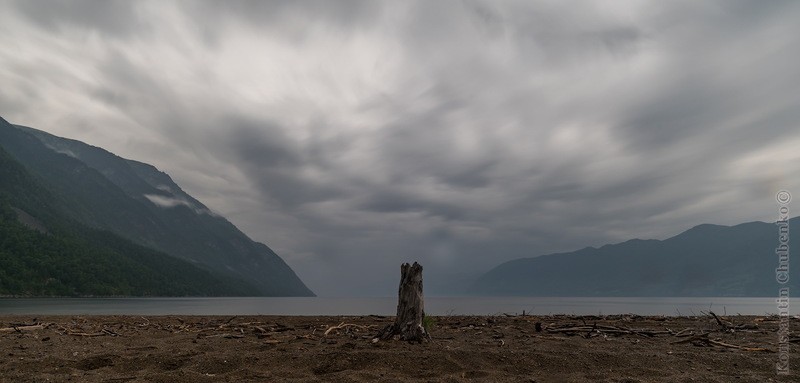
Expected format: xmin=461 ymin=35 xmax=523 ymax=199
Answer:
xmin=11 ymin=0 xmax=146 ymax=38
xmin=1 ymin=0 xmax=799 ymax=295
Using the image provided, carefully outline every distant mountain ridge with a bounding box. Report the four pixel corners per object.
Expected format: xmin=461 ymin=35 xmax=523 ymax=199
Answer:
xmin=0 ymin=116 xmax=313 ymax=296
xmin=472 ymin=218 xmax=798 ymax=296
xmin=0 ymin=140 xmax=257 ymax=296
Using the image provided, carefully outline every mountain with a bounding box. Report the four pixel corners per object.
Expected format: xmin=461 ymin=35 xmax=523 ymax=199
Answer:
xmin=471 ymin=218 xmax=798 ymax=296
xmin=0 ymin=143 xmax=258 ymax=296
xmin=0 ymin=116 xmax=313 ymax=296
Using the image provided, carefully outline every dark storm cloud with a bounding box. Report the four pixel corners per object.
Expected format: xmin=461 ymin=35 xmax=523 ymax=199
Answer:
xmin=184 ymin=0 xmax=383 ymax=46
xmin=1 ymin=0 xmax=799 ymax=295
xmin=91 ymin=52 xmax=165 ymax=109
xmin=612 ymin=3 xmax=800 ymax=153
xmin=209 ymin=0 xmax=380 ymax=27
xmin=222 ymin=116 xmax=352 ymax=207
xmin=226 ymin=119 xmax=302 ymax=169
xmin=11 ymin=0 xmax=146 ymax=38
xmin=356 ymin=190 xmax=471 ymax=222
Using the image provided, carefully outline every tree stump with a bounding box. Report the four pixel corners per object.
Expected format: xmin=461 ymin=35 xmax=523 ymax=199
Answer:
xmin=375 ymin=262 xmax=430 ymax=342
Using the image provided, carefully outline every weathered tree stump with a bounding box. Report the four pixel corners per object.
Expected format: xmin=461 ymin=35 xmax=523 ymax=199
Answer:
xmin=375 ymin=262 xmax=430 ymax=343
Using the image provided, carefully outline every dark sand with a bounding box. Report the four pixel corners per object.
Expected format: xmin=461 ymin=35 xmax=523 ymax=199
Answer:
xmin=1 ymin=314 xmax=797 ymax=382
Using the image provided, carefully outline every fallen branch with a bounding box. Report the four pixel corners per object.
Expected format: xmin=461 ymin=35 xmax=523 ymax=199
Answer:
xmin=672 ymin=328 xmax=695 ymax=337
xmin=670 ymin=333 xmax=711 ymax=345
xmin=708 ymin=311 xmax=732 ymax=331
xmin=67 ymin=331 xmax=105 ymax=337
xmin=546 ymin=326 xmax=598 ymax=334
xmin=201 ymin=333 xmax=244 ymax=339
xmin=102 ymin=328 xmax=122 ymax=337
xmin=671 ymin=332 xmax=773 ymax=352
xmin=546 ymin=324 xmax=671 ymax=338
xmin=324 ymin=322 xmax=370 ymax=336
xmin=0 ymin=324 xmax=47 ymax=333
xmin=706 ymin=338 xmax=773 ymax=352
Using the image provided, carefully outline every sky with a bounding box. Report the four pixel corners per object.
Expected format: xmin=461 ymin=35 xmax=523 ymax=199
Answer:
xmin=1 ymin=0 xmax=799 ymax=296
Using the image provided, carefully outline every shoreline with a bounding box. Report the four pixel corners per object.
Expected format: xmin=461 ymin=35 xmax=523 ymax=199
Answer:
xmin=1 ymin=314 xmax=796 ymax=382
xmin=0 ymin=296 xmax=787 ymax=318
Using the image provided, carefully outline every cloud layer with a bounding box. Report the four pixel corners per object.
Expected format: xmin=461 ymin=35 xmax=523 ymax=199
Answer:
xmin=2 ymin=0 xmax=799 ymax=295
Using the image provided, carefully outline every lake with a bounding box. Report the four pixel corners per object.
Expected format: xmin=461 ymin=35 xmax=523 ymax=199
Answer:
xmin=0 ymin=296 xmax=785 ymax=316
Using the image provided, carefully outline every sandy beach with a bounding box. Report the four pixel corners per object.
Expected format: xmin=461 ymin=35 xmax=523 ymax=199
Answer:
xmin=0 ymin=314 xmax=796 ymax=382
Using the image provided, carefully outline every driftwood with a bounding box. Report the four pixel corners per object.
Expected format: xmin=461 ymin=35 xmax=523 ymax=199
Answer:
xmin=375 ymin=262 xmax=431 ymax=342
xmin=545 ymin=324 xmax=671 ymax=338
xmin=0 ymin=324 xmax=48 ymax=333
xmin=671 ymin=332 xmax=712 ymax=344
xmin=324 ymin=322 xmax=370 ymax=336
xmin=708 ymin=311 xmax=731 ymax=330
xmin=705 ymin=312 xmax=758 ymax=331
xmin=66 ymin=332 xmax=106 ymax=337
xmin=543 ymin=318 xmax=773 ymax=351
xmin=201 ymin=333 xmax=245 ymax=339
xmin=2 ymin=314 xmax=778 ymax=354
xmin=706 ymin=338 xmax=772 ymax=352
xmin=672 ymin=328 xmax=696 ymax=337
xmin=671 ymin=332 xmax=773 ymax=352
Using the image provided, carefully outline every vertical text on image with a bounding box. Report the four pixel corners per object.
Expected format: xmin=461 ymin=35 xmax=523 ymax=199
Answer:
xmin=775 ymin=190 xmax=790 ymax=375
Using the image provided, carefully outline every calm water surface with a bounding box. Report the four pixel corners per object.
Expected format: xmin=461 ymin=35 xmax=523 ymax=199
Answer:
xmin=0 ymin=297 xmax=783 ymax=316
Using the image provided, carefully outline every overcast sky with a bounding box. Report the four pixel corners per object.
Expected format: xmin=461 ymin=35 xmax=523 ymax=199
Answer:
xmin=1 ymin=0 xmax=799 ymax=295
